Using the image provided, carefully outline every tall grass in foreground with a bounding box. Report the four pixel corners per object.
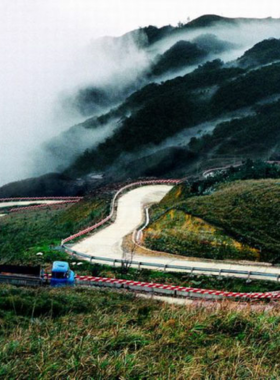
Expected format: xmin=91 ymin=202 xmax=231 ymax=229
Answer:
xmin=0 ymin=286 xmax=280 ymax=379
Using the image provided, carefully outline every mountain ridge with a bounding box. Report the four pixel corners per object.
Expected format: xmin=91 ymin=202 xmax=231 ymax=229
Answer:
xmin=2 ymin=15 xmax=280 ymax=196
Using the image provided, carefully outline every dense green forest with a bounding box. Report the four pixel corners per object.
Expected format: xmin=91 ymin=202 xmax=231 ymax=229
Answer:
xmin=67 ymin=60 xmax=280 ymax=178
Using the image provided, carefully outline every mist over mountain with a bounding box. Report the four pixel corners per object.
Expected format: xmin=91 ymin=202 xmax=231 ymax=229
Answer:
xmin=2 ymin=14 xmax=280 ymax=196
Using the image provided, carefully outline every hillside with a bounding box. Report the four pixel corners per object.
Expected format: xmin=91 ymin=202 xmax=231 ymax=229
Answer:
xmin=146 ymin=167 xmax=280 ymax=262
xmin=0 ymin=190 xmax=111 ymax=264
xmin=189 ymin=100 xmax=280 ymax=159
xmin=66 ymin=62 xmax=280 ymax=178
xmin=151 ymin=40 xmax=208 ymax=76
xmin=185 ymin=180 xmax=280 ymax=260
xmin=2 ymin=286 xmax=280 ymax=378
xmin=238 ymin=38 xmax=280 ymax=67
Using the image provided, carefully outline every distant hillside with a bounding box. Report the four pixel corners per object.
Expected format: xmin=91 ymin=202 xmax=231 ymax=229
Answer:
xmin=238 ymin=38 xmax=280 ymax=67
xmin=189 ymin=99 xmax=280 ymax=159
xmin=151 ymin=40 xmax=208 ymax=76
xmin=0 ymin=173 xmax=88 ymax=198
xmin=66 ymin=61 xmax=245 ymax=177
xmin=66 ymin=61 xmax=280 ymax=178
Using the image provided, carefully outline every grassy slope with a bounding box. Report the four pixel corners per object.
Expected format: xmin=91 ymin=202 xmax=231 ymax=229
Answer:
xmin=0 ymin=194 xmax=111 ymax=265
xmin=1 ymin=286 xmax=280 ymax=379
xmin=186 ymin=180 xmax=280 ymax=261
xmin=144 ymin=210 xmax=259 ymax=261
xmin=147 ymin=179 xmax=280 ymax=262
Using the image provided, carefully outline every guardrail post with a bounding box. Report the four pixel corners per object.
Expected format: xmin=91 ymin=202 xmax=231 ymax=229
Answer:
xmin=190 ymin=267 xmax=194 ymax=277
xmin=246 ymin=271 xmax=251 ymax=283
xmin=218 ymin=269 xmax=222 ymax=280
xmin=138 ymin=262 xmax=141 ymax=271
xmin=113 ymin=259 xmax=116 ymax=268
xmin=164 ymin=264 xmax=168 ymax=272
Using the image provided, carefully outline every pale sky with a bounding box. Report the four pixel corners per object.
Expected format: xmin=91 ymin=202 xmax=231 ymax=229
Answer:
xmin=1 ymin=0 xmax=280 ymax=40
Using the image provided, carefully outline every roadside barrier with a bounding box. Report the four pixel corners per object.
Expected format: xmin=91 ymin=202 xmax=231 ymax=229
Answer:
xmin=62 ymin=245 xmax=280 ymax=283
xmin=44 ymin=273 xmax=280 ymax=300
xmin=61 ymin=179 xmax=181 ymax=245
xmin=9 ymin=200 xmax=80 ymax=213
xmin=0 ymin=196 xmax=83 ymax=202
xmin=74 ymin=275 xmax=280 ymax=300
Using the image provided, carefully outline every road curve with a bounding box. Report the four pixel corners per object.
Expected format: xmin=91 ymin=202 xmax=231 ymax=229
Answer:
xmin=72 ymin=185 xmax=280 ymax=281
xmin=72 ymin=185 xmax=172 ymax=258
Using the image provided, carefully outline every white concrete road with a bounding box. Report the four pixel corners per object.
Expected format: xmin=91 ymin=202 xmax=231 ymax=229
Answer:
xmin=0 ymin=200 xmax=63 ymax=209
xmin=72 ymin=185 xmax=280 ymax=282
xmin=73 ymin=185 xmax=172 ymax=258
xmin=0 ymin=200 xmax=65 ymax=218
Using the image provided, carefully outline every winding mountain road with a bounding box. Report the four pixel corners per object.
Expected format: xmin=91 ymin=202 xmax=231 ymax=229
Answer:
xmin=72 ymin=185 xmax=172 ymax=259
xmin=71 ymin=185 xmax=280 ymax=281
xmin=2 ymin=182 xmax=280 ymax=282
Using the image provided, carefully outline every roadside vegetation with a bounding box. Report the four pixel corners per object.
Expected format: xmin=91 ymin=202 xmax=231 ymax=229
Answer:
xmin=146 ymin=162 xmax=280 ymax=262
xmin=0 ymin=193 xmax=111 ymax=265
xmin=1 ymin=286 xmax=280 ymax=379
xmin=144 ymin=211 xmax=258 ymax=261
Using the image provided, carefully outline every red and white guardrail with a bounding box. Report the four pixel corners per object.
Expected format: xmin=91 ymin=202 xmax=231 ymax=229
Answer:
xmin=0 ymin=196 xmax=83 ymax=202
xmin=0 ymin=197 xmax=82 ymax=213
xmin=9 ymin=200 xmax=80 ymax=213
xmin=61 ymin=179 xmax=181 ymax=244
xmin=44 ymin=273 xmax=280 ymax=300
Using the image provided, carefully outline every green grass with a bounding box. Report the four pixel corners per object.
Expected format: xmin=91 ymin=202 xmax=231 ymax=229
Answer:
xmin=185 ymin=180 xmax=280 ymax=262
xmin=144 ymin=210 xmax=258 ymax=261
xmin=0 ymin=194 xmax=111 ymax=265
xmin=0 ymin=286 xmax=280 ymax=379
xmin=148 ymin=178 xmax=280 ymax=262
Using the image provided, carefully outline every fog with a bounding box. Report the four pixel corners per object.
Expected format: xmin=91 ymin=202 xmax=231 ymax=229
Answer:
xmin=44 ymin=18 xmax=280 ymax=176
xmin=1 ymin=1 xmax=280 ymax=186
xmin=0 ymin=1 xmax=151 ymax=186
xmin=150 ymin=18 xmax=280 ymax=61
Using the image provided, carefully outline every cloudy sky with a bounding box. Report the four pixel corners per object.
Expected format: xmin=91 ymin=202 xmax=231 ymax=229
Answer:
xmin=1 ymin=0 xmax=280 ymax=40
xmin=0 ymin=0 xmax=280 ymax=186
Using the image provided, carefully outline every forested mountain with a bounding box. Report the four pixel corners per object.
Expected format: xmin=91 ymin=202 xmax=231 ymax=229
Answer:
xmin=2 ymin=15 xmax=280 ymax=195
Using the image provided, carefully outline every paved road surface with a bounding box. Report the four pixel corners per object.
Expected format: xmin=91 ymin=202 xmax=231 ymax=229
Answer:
xmin=0 ymin=200 xmax=63 ymax=209
xmin=73 ymin=185 xmax=172 ymax=258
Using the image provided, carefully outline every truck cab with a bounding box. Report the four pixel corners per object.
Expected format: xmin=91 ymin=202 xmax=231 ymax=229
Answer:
xmin=50 ymin=261 xmax=75 ymax=287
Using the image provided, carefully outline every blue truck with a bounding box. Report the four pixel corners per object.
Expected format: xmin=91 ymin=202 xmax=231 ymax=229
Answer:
xmin=50 ymin=261 xmax=75 ymax=287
